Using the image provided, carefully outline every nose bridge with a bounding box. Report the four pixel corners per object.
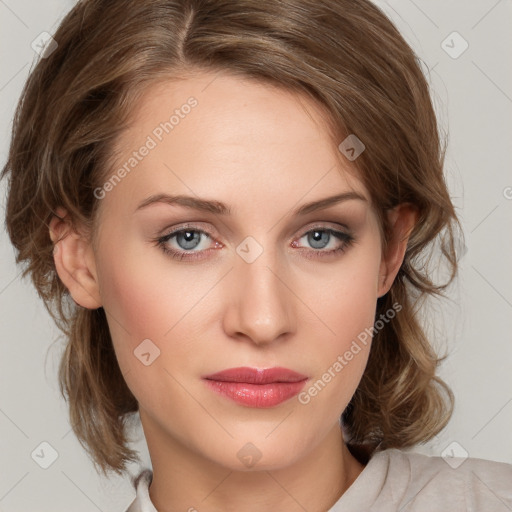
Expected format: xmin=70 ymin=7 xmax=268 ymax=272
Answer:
xmin=224 ymin=238 xmax=295 ymax=345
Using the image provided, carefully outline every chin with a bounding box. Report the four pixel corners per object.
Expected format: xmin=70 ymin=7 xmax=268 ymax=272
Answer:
xmin=200 ymin=432 xmax=311 ymax=472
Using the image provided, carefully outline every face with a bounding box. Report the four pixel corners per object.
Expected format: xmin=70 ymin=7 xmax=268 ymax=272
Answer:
xmin=87 ymin=71 xmax=387 ymax=471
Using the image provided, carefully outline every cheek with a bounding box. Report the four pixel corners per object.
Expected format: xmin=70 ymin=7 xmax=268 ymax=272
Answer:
xmin=95 ymin=241 xmax=220 ymax=375
xmin=94 ymin=238 xmax=168 ymax=357
xmin=98 ymin=258 xmax=167 ymax=339
xmin=95 ymin=252 xmax=198 ymax=413
xmin=94 ymin=222 xmax=381 ymax=416
xmin=309 ymin=243 xmax=380 ymax=347
xmin=294 ymin=245 xmax=380 ymax=412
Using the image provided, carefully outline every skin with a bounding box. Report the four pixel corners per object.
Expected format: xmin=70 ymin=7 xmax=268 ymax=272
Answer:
xmin=49 ymin=71 xmax=416 ymax=512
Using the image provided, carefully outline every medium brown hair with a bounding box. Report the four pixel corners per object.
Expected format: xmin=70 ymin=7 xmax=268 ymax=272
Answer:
xmin=2 ymin=0 xmax=462 ymax=476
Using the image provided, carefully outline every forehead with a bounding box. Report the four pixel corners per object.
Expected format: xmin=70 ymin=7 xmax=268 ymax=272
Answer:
xmin=113 ymin=71 xmax=354 ymax=167
xmin=94 ymin=71 xmax=369 ymax=224
xmin=123 ymin=70 xmax=336 ymax=139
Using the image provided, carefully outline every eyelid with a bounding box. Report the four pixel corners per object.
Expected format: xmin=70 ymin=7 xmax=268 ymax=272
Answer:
xmin=159 ymin=220 xmax=352 ymax=244
xmin=296 ymin=221 xmax=351 ymax=237
xmin=156 ymin=219 xmax=355 ymax=260
xmin=159 ymin=222 xmax=217 ymax=238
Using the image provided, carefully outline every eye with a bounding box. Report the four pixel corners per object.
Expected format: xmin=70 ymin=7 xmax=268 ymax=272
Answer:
xmin=291 ymin=227 xmax=355 ymax=259
xmin=156 ymin=226 xmax=220 ymax=261
xmin=155 ymin=224 xmax=355 ymax=262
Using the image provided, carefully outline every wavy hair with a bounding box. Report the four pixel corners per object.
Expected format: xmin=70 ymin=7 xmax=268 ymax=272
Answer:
xmin=1 ymin=0 xmax=462 ymax=475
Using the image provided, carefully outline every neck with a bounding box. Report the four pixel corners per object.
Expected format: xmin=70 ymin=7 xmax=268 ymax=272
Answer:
xmin=142 ymin=412 xmax=365 ymax=512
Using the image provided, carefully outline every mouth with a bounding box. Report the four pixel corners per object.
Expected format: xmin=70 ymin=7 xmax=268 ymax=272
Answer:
xmin=202 ymin=367 xmax=308 ymax=408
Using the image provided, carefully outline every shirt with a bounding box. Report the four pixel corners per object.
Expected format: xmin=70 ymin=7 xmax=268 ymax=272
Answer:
xmin=124 ymin=448 xmax=512 ymax=511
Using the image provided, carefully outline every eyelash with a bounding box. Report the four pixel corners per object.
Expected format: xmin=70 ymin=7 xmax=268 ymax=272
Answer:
xmin=155 ymin=224 xmax=356 ymax=261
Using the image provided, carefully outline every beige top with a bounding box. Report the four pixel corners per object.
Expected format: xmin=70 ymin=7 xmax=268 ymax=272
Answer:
xmin=125 ymin=448 xmax=512 ymax=511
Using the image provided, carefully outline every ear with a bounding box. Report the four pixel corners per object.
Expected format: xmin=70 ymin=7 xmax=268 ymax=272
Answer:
xmin=49 ymin=207 xmax=102 ymax=309
xmin=377 ymin=203 xmax=418 ymax=298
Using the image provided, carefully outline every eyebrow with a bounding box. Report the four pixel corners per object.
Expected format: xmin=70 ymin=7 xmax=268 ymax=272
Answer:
xmin=135 ymin=191 xmax=367 ymax=216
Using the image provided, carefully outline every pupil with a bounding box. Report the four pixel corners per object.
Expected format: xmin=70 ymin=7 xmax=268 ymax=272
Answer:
xmin=177 ymin=230 xmax=200 ymax=250
xmin=309 ymin=230 xmax=329 ymax=249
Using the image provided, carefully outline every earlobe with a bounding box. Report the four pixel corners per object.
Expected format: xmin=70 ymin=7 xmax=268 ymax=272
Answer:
xmin=377 ymin=204 xmax=418 ymax=298
xmin=49 ymin=208 xmax=102 ymax=309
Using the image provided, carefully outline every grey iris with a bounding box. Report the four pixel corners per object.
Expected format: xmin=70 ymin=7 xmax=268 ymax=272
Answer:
xmin=176 ymin=231 xmax=201 ymax=250
xmin=308 ymin=230 xmax=330 ymax=249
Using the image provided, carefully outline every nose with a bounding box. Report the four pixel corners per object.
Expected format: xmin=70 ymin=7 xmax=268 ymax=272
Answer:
xmin=222 ymin=246 xmax=296 ymax=346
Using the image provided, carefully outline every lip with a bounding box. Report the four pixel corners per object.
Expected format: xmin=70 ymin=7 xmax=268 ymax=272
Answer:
xmin=202 ymin=367 xmax=308 ymax=408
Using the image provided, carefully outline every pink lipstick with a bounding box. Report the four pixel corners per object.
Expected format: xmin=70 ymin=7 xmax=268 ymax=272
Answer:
xmin=202 ymin=367 xmax=308 ymax=408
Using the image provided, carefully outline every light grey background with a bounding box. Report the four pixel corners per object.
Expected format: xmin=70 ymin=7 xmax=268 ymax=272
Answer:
xmin=1 ymin=1 xmax=511 ymax=510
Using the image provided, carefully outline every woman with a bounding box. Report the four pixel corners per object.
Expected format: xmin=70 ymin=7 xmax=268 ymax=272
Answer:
xmin=2 ymin=0 xmax=511 ymax=510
